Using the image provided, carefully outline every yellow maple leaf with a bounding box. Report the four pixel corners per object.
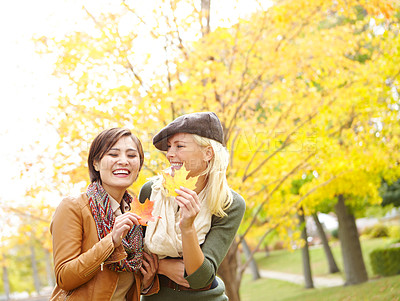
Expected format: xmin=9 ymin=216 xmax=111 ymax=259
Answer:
xmin=162 ymin=166 xmax=199 ymax=197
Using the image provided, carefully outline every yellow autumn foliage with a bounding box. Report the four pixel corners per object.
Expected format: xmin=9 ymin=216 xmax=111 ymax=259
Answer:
xmin=24 ymin=0 xmax=400 ymax=255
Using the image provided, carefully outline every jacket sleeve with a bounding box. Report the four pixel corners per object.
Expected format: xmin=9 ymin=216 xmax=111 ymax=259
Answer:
xmin=138 ymin=181 xmax=153 ymax=203
xmin=51 ymin=196 xmax=116 ymax=291
xmin=185 ymin=190 xmax=246 ymax=289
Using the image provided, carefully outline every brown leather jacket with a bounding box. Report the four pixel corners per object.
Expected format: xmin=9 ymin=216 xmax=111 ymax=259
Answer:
xmin=50 ymin=193 xmax=159 ymax=300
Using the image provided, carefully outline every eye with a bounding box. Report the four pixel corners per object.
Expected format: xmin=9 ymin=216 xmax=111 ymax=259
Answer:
xmin=128 ymin=154 xmax=137 ymax=158
xmin=177 ymin=144 xmax=184 ymax=148
xmin=108 ymin=153 xmax=118 ymax=157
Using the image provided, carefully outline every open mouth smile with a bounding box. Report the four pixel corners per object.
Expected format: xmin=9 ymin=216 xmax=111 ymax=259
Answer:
xmin=112 ymin=169 xmax=131 ymax=176
xmin=170 ymin=162 xmax=183 ymax=170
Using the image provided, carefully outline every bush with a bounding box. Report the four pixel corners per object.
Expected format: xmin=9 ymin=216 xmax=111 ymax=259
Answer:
xmin=331 ymin=228 xmax=339 ymax=239
xmin=370 ymin=246 xmax=400 ymax=276
xmin=362 ymin=224 xmax=389 ymax=238
xmin=388 ymin=225 xmax=400 ymax=239
xmin=272 ymin=241 xmax=284 ymax=250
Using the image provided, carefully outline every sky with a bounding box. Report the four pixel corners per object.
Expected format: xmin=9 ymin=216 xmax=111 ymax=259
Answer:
xmin=0 ymin=0 xmax=114 ymax=204
xmin=0 ymin=0 xmax=87 ymax=238
xmin=0 ymin=1 xmax=61 ymax=201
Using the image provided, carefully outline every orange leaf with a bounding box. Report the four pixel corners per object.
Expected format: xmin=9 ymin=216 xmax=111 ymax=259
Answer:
xmin=130 ymin=197 xmax=160 ymax=226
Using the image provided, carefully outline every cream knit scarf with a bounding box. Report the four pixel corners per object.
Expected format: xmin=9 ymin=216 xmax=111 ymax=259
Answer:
xmin=144 ymin=175 xmax=212 ymax=259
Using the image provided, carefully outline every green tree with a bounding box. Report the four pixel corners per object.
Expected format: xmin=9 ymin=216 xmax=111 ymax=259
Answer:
xmin=381 ymin=179 xmax=400 ymax=207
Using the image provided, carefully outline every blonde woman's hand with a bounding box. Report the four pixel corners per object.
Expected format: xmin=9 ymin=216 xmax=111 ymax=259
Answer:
xmin=174 ymin=186 xmax=201 ymax=231
xmin=140 ymin=252 xmax=159 ymax=290
xmin=112 ymin=212 xmax=142 ymax=247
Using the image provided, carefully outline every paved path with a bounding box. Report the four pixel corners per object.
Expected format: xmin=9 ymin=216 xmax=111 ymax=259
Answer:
xmin=259 ymin=269 xmax=345 ymax=287
xmin=6 ymin=270 xmax=344 ymax=300
xmin=6 ymin=296 xmax=50 ymax=301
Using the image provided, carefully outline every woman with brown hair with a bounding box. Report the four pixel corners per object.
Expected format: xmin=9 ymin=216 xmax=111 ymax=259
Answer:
xmin=50 ymin=128 xmax=159 ymax=300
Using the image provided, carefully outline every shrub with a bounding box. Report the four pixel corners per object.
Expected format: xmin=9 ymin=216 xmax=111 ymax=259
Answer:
xmin=331 ymin=228 xmax=339 ymax=239
xmin=370 ymin=224 xmax=389 ymax=238
xmin=388 ymin=225 xmax=400 ymax=239
xmin=272 ymin=241 xmax=284 ymax=250
xmin=362 ymin=224 xmax=389 ymax=238
xmin=370 ymin=246 xmax=400 ymax=276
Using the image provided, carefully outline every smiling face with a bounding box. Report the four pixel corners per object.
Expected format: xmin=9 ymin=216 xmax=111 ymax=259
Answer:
xmin=93 ymin=135 xmax=140 ymax=199
xmin=166 ymin=133 xmax=213 ymax=178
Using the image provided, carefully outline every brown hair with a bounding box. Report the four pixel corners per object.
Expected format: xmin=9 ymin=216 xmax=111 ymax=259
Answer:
xmin=88 ymin=128 xmax=144 ymax=183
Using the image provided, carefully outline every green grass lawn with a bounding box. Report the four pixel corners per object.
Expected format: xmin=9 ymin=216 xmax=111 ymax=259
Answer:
xmin=239 ymin=238 xmax=400 ymax=300
xmin=240 ymin=274 xmax=400 ymax=301
xmin=252 ymin=237 xmax=393 ymax=278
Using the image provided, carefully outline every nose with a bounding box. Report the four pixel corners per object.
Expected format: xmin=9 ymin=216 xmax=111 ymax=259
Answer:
xmin=117 ymin=154 xmax=129 ymax=165
xmin=166 ymin=147 xmax=175 ymax=161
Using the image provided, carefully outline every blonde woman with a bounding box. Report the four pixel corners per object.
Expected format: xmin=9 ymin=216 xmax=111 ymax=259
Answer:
xmin=139 ymin=112 xmax=246 ymax=300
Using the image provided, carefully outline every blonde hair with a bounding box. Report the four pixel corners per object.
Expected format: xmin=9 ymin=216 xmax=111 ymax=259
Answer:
xmin=192 ymin=134 xmax=233 ymax=217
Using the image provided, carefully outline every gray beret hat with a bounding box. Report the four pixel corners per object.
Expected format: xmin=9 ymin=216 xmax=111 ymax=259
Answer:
xmin=153 ymin=112 xmax=224 ymax=151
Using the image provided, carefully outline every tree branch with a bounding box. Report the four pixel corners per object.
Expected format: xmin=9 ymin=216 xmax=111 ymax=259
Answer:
xmin=2 ymin=206 xmax=50 ymax=223
xmin=122 ymin=2 xmax=159 ymax=39
xmin=237 ymin=152 xmax=315 ymax=246
xmin=170 ymin=0 xmax=189 ymax=59
xmin=238 ymin=175 xmax=337 ymax=274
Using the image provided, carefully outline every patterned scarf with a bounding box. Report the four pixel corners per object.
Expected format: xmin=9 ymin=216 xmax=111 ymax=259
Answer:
xmin=87 ymin=181 xmax=143 ymax=272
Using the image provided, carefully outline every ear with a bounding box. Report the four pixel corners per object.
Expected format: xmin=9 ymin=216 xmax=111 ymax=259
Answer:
xmin=93 ymin=161 xmax=100 ymax=172
xmin=203 ymin=146 xmax=214 ymax=162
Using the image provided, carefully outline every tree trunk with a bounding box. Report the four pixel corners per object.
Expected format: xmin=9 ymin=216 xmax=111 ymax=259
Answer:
xmin=2 ymin=262 xmax=11 ymax=300
xmin=45 ymin=248 xmax=55 ymax=287
xmin=242 ymin=238 xmax=260 ymax=280
xmin=30 ymin=243 xmax=41 ymax=294
xmin=218 ymin=241 xmax=241 ymax=301
xmin=334 ymin=195 xmax=368 ymax=285
xmin=298 ymin=206 xmax=314 ymax=288
xmin=200 ymin=0 xmax=211 ymax=36
xmin=312 ymin=213 xmax=340 ymax=273
xmin=265 ymin=244 xmax=270 ymax=257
